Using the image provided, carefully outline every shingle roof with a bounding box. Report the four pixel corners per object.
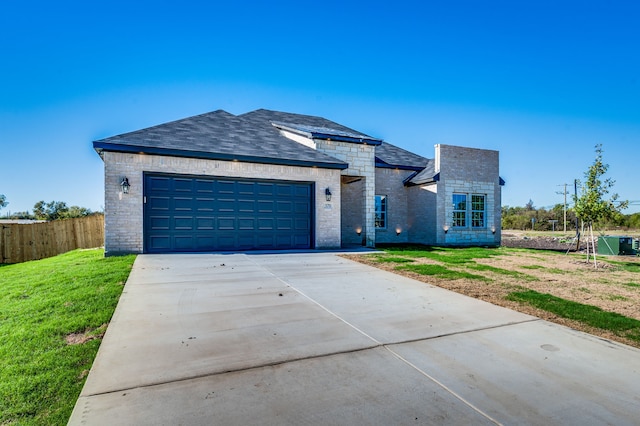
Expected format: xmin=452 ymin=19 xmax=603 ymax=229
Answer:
xmin=375 ymin=142 xmax=431 ymax=170
xmin=404 ymin=161 xmax=438 ymax=186
xmin=93 ymin=108 xmax=438 ymax=179
xmin=93 ymin=109 xmax=350 ymax=169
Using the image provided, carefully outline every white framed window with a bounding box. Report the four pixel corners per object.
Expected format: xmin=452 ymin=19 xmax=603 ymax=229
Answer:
xmin=471 ymin=194 xmax=486 ymax=228
xmin=452 ymin=193 xmax=466 ymax=227
xmin=375 ymin=195 xmax=387 ymax=228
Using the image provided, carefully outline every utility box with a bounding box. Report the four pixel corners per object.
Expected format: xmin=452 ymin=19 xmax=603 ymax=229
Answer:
xmin=598 ymin=236 xmax=635 ymax=256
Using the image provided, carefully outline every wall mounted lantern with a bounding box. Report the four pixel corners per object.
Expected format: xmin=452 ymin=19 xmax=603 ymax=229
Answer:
xmin=491 ymin=226 xmax=496 ymax=234
xmin=325 ymin=188 xmax=332 ymax=201
xmin=120 ymin=177 xmax=131 ymax=194
xmin=356 ymin=227 xmax=362 ymax=236
xmin=443 ymin=225 xmax=449 ymax=234
xmin=396 ymin=228 xmax=402 ymax=236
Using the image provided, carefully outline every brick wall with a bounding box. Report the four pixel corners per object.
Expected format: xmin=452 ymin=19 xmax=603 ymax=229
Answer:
xmin=340 ymin=178 xmax=365 ymax=246
xmin=374 ymin=168 xmax=413 ymax=244
xmin=315 ymin=140 xmax=376 ymax=247
xmin=102 ymin=152 xmax=342 ymax=255
xmin=434 ymin=144 xmax=501 ymax=246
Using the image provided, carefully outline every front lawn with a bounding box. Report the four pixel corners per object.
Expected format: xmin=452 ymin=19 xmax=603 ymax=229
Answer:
xmin=0 ymin=249 xmax=135 ymax=425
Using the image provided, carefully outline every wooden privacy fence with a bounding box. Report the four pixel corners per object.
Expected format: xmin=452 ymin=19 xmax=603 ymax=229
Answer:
xmin=0 ymin=215 xmax=104 ymax=264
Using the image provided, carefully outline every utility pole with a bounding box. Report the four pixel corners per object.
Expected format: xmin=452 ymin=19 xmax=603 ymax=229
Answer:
xmin=556 ymin=183 xmax=568 ymax=232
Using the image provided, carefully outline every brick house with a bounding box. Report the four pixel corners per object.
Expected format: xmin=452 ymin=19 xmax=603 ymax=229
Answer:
xmin=93 ymin=109 xmax=503 ymax=255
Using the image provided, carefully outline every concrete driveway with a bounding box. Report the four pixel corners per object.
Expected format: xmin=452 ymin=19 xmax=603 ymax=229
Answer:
xmin=69 ymin=252 xmax=640 ymax=425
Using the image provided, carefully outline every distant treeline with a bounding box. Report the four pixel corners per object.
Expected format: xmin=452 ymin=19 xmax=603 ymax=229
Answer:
xmin=502 ymin=202 xmax=640 ymax=231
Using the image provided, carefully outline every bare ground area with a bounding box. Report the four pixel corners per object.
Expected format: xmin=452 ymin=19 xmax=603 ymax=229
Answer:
xmin=343 ymin=238 xmax=640 ymax=348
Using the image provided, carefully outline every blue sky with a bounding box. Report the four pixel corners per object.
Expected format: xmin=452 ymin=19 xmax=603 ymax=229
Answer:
xmin=1 ymin=0 xmax=639 ymax=215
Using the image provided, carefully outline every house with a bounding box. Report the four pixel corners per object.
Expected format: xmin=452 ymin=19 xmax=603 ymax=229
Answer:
xmin=93 ymin=109 xmax=503 ymax=255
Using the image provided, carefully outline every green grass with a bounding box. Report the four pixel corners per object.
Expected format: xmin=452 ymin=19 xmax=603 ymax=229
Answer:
xmin=0 ymin=249 xmax=135 ymax=425
xmin=521 ymin=264 xmax=545 ymax=270
xmin=396 ymin=264 xmax=489 ymax=281
xmin=606 ymin=294 xmax=629 ymax=301
xmin=383 ymin=245 xmax=503 ymax=265
xmin=622 ymin=282 xmax=640 ymax=288
xmin=506 ymin=290 xmax=640 ymax=342
xmin=603 ymin=260 xmax=640 ymax=273
xmin=466 ymin=264 xmax=536 ymax=281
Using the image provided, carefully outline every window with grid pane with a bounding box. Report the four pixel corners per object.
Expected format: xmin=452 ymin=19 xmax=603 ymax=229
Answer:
xmin=452 ymin=194 xmax=466 ymax=227
xmin=472 ymin=194 xmax=485 ymax=227
xmin=375 ymin=195 xmax=387 ymax=228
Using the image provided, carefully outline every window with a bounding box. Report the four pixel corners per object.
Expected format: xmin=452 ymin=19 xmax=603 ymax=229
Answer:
xmin=375 ymin=195 xmax=387 ymax=228
xmin=472 ymin=194 xmax=485 ymax=227
xmin=452 ymin=194 xmax=466 ymax=227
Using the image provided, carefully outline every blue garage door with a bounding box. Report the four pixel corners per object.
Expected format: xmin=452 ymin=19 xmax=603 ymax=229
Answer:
xmin=144 ymin=174 xmax=313 ymax=253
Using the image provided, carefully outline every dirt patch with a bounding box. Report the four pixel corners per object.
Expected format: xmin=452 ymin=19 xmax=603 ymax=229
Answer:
xmin=65 ymin=323 xmax=108 ymax=345
xmin=502 ymin=231 xmax=586 ymax=251
xmin=342 ymin=243 xmax=640 ymax=348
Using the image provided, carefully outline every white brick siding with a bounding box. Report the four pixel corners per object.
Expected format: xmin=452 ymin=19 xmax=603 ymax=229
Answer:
xmin=103 ymin=152 xmax=341 ymax=255
xmin=315 ymin=140 xmax=376 ymax=247
xmin=435 ymin=144 xmax=501 ymax=246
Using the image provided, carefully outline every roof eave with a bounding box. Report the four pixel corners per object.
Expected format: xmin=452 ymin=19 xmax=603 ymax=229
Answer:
xmin=271 ymin=122 xmax=382 ymax=145
xmin=92 ymin=142 xmax=349 ymax=170
xmin=311 ymin=133 xmax=383 ymax=145
xmin=375 ymin=162 xmax=425 ymax=171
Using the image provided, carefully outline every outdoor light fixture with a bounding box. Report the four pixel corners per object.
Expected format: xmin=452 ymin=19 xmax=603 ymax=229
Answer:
xmin=120 ymin=177 xmax=131 ymax=194
xmin=396 ymin=228 xmax=401 ymax=236
xmin=443 ymin=225 xmax=449 ymax=234
xmin=491 ymin=226 xmax=496 ymax=234
xmin=325 ymin=188 xmax=332 ymax=202
xmin=356 ymin=227 xmax=362 ymax=236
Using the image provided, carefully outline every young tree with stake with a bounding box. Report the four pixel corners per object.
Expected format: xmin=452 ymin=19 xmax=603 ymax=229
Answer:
xmin=573 ymin=144 xmax=628 ymax=267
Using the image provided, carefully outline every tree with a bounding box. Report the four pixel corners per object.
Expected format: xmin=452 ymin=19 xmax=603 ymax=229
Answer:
xmin=32 ymin=201 xmax=94 ymax=221
xmin=0 ymin=194 xmax=7 ymax=212
xmin=61 ymin=205 xmax=94 ymax=219
xmin=573 ymin=144 xmax=628 ymax=266
xmin=33 ymin=201 xmax=69 ymax=221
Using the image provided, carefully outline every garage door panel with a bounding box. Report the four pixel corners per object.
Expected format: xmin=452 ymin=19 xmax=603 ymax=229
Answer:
xmin=145 ymin=174 xmax=312 ymax=253
xmin=238 ymin=218 xmax=255 ymax=230
xmin=217 ymin=181 xmax=236 ymax=194
xmin=149 ymin=216 xmax=170 ymax=230
xmin=218 ymin=199 xmax=235 ymax=212
xmin=277 ymin=218 xmax=292 ymax=230
xmin=174 ymin=179 xmax=193 ymax=192
xmin=196 ymin=217 xmax=215 ymax=230
xmin=276 ymin=184 xmax=292 ymax=196
xmin=277 ymin=201 xmax=292 ymax=213
xmin=149 ymin=196 xmax=170 ymax=210
xmin=257 ymin=183 xmax=274 ymax=196
xmin=218 ymin=217 xmax=236 ymax=230
xmin=195 ymin=180 xmax=215 ymax=193
xmin=295 ymin=201 xmax=310 ymax=214
xmin=294 ymin=234 xmax=311 ymax=247
xmin=148 ymin=235 xmax=170 ymax=250
xmin=294 ymin=186 xmax=310 ymax=197
xmin=196 ymin=198 xmax=215 ymax=211
xmin=174 ymin=198 xmax=193 ymax=211
xmin=258 ymin=218 xmax=274 ymax=230
xmin=148 ymin=176 xmax=170 ymax=191
xmin=238 ymin=200 xmax=254 ymax=211
xmin=295 ymin=218 xmax=310 ymax=230
xmin=174 ymin=236 xmax=195 ymax=249
xmin=174 ymin=217 xmax=193 ymax=230
xmin=237 ymin=182 xmax=255 ymax=195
